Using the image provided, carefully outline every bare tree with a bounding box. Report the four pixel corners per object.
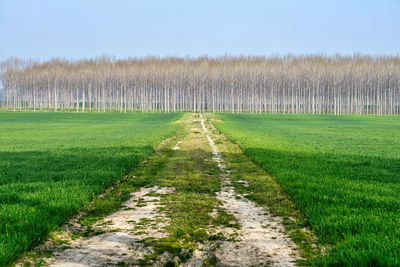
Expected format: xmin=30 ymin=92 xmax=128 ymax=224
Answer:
xmin=0 ymin=55 xmax=399 ymax=114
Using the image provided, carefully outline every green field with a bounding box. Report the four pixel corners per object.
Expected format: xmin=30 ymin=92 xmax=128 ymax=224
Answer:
xmin=214 ymin=114 xmax=400 ymax=266
xmin=0 ymin=112 xmax=181 ymax=265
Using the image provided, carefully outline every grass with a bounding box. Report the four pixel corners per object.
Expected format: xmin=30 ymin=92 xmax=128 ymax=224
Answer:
xmin=0 ymin=111 xmax=181 ymax=265
xmin=214 ymin=113 xmax=400 ymax=266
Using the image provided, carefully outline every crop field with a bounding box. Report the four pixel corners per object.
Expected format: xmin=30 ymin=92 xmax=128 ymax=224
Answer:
xmin=2 ymin=111 xmax=399 ymax=266
xmin=0 ymin=112 xmax=181 ymax=265
xmin=214 ymin=114 xmax=400 ymax=265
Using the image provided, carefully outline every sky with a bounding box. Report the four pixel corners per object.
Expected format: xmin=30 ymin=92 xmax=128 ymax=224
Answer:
xmin=0 ymin=0 xmax=399 ymax=61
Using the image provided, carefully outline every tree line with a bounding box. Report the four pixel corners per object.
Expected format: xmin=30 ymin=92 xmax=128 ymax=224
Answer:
xmin=1 ymin=55 xmax=399 ymax=114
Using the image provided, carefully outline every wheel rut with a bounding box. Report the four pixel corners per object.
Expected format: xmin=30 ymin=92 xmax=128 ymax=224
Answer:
xmin=38 ymin=186 xmax=172 ymax=266
xmin=195 ymin=114 xmax=299 ymax=266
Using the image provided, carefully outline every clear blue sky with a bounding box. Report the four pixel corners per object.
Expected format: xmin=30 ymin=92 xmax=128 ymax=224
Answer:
xmin=0 ymin=0 xmax=399 ymax=61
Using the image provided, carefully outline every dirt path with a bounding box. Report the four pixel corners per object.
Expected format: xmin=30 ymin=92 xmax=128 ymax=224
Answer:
xmin=19 ymin=114 xmax=302 ymax=266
